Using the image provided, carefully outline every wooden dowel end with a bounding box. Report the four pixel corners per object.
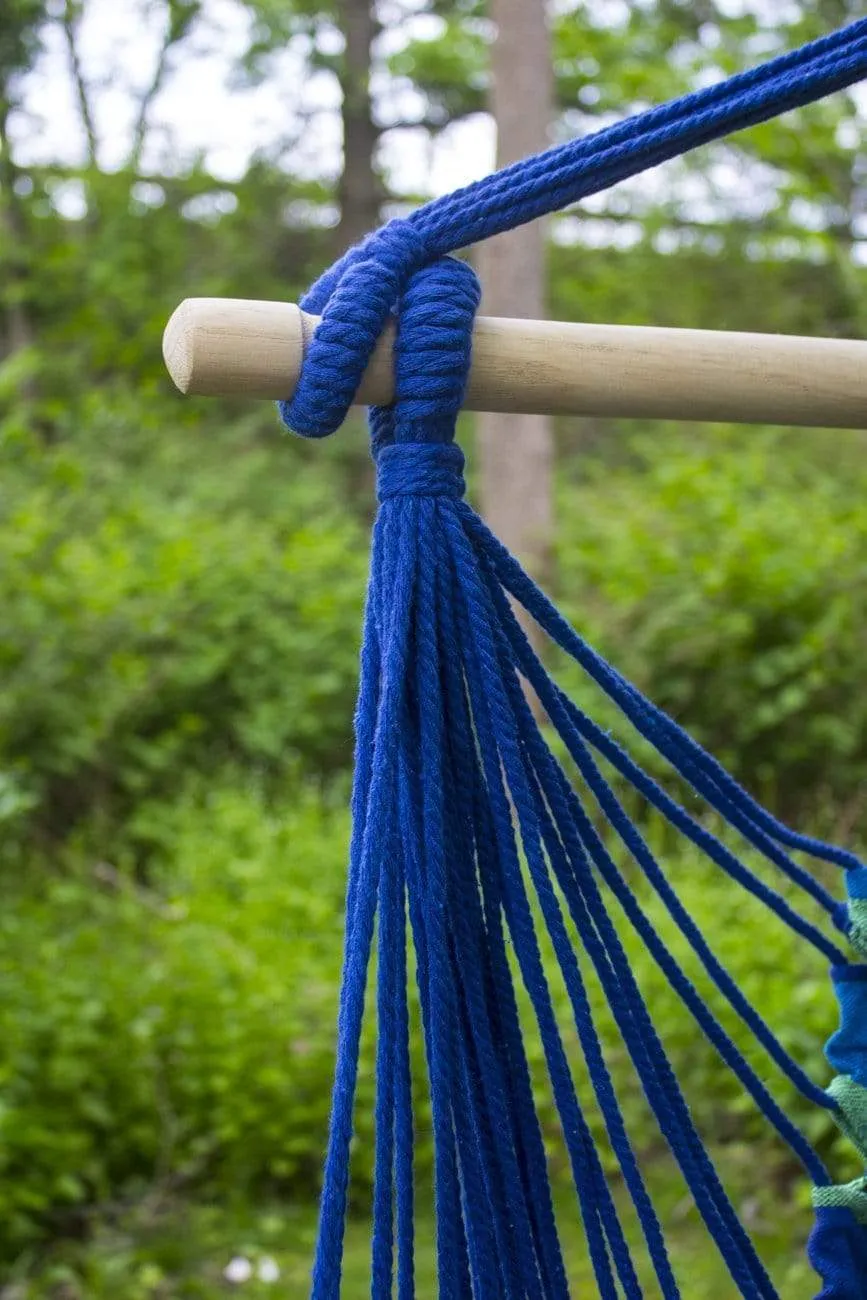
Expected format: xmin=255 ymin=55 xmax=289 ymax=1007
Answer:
xmin=163 ymin=296 xmax=867 ymax=430
xmin=163 ymin=298 xmax=307 ymax=399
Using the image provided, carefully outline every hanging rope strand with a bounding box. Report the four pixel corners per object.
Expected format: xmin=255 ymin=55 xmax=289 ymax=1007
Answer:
xmin=447 ymin=509 xmax=777 ymax=1297
xmin=437 ymin=530 xmax=572 ymax=1297
xmin=275 ymin=20 xmax=867 ymax=1298
xmin=466 ymin=511 xmax=860 ymax=898
xmin=479 ymin=549 xmax=835 ymax=1171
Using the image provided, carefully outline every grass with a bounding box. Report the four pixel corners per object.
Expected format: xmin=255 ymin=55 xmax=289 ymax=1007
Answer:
xmin=11 ymin=1177 xmax=819 ymax=1297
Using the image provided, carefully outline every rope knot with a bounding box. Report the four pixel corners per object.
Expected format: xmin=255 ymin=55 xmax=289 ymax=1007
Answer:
xmin=280 ymin=220 xmax=480 ymax=455
xmin=375 ymin=441 xmax=465 ymax=502
xmin=392 ymin=257 xmax=480 ymax=429
xmin=279 ymin=218 xmax=429 ymax=440
xmin=372 ymin=256 xmax=480 ymax=463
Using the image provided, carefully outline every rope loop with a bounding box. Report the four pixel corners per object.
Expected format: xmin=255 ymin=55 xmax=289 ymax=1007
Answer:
xmin=372 ymin=255 xmax=479 ymax=501
xmin=279 ymin=218 xmax=429 ymax=439
xmin=280 ymin=18 xmax=867 ymax=449
xmin=392 ymin=257 xmax=480 ymax=434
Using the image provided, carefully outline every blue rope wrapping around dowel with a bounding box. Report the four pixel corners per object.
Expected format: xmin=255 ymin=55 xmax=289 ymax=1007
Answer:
xmin=275 ymin=19 xmax=867 ymax=1300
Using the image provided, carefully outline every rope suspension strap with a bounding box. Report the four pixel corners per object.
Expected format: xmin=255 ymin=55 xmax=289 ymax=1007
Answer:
xmin=168 ymin=18 xmax=867 ymax=1300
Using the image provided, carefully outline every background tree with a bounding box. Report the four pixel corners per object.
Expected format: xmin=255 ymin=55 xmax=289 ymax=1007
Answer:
xmin=476 ymin=0 xmax=554 ymax=582
xmin=241 ymin=0 xmax=384 ymax=255
xmin=333 ymin=0 xmax=382 ymax=250
xmin=0 ymin=0 xmax=46 ymax=366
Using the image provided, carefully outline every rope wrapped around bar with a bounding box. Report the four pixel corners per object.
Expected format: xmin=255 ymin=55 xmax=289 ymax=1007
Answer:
xmin=277 ymin=19 xmax=867 ymax=1300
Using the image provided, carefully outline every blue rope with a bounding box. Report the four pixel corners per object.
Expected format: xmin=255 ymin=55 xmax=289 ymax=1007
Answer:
xmin=462 ymin=511 xmax=858 ymax=913
xmin=282 ymin=20 xmax=867 ymax=441
xmin=435 ymin=541 xmax=571 ymax=1299
xmin=447 ymin=509 xmax=776 ymax=1298
xmin=277 ymin=19 xmax=867 ymax=1299
xmin=478 ymin=551 xmax=835 ymax=1167
xmin=445 ymin=515 xmax=640 ymax=1299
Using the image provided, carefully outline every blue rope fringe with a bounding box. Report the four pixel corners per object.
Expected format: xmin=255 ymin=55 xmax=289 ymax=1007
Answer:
xmin=275 ymin=19 xmax=867 ymax=1299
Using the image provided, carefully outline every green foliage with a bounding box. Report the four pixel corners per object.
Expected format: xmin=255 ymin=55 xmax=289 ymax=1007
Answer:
xmin=8 ymin=1187 xmax=817 ymax=1297
xmin=388 ymin=14 xmax=488 ymax=130
xmin=0 ymin=778 xmax=847 ymax=1279
xmin=0 ymin=399 xmax=367 ymax=852
xmin=7 ymin=163 xmax=330 ymax=419
xmin=0 ymin=780 xmax=353 ymax=1257
xmin=550 ymin=241 xmax=867 ymax=339
xmin=554 ymin=428 xmax=867 ymax=815
xmin=0 ymin=0 xmax=46 ymax=92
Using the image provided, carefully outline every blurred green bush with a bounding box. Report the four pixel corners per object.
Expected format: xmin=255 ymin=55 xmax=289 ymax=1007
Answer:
xmin=555 ymin=426 xmax=867 ymax=819
xmin=0 ymin=397 xmax=368 ymax=856
xmin=0 ymin=773 xmax=846 ymax=1260
xmin=0 ymin=779 xmax=354 ymax=1257
xmin=4 ymin=407 xmax=865 ymax=857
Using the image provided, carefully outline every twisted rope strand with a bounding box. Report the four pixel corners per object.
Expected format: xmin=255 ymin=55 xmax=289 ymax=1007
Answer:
xmin=484 ymin=556 xmax=834 ymax=1177
xmin=447 ymin=510 xmax=775 ymax=1297
xmin=465 ymin=511 xmax=858 ymax=897
xmin=437 ymin=532 xmax=571 ymax=1298
xmin=283 ymin=25 xmax=867 ymax=1294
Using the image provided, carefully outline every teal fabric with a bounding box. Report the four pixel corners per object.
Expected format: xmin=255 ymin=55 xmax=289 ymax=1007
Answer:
xmin=828 ymin=1076 xmax=867 ymax=1164
xmin=848 ymin=899 xmax=867 ymax=961
xmin=813 ymin=1179 xmax=867 ymax=1227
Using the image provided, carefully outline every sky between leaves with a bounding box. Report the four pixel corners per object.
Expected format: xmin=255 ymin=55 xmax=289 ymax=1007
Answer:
xmin=11 ymin=0 xmax=867 ymax=258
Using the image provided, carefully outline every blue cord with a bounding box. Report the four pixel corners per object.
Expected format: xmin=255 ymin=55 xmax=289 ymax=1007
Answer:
xmin=275 ymin=21 xmax=867 ymax=1298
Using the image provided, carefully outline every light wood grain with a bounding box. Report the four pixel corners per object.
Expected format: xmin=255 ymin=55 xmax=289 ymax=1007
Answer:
xmin=163 ymin=296 xmax=867 ymax=429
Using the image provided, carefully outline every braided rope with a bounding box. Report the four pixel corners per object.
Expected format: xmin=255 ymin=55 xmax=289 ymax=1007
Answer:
xmin=275 ymin=20 xmax=867 ymax=1299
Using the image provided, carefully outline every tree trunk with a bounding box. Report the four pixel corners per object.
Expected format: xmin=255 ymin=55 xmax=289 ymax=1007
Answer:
xmin=476 ymin=0 xmax=554 ymax=585
xmin=0 ymin=102 xmax=36 ymax=375
xmin=334 ymin=0 xmax=382 ymax=256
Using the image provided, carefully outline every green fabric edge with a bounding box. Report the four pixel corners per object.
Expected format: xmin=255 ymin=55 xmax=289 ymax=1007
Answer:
xmin=812 ymin=1176 xmax=867 ymax=1226
xmin=828 ymin=1075 xmax=867 ymax=1163
xmin=847 ymin=898 xmax=867 ymax=960
xmin=815 ymin=909 xmax=867 ymax=1224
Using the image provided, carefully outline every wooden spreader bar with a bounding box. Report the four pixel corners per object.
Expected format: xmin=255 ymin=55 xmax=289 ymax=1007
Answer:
xmin=163 ymin=297 xmax=867 ymax=429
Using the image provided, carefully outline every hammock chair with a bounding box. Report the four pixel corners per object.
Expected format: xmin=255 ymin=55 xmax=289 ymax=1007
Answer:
xmin=164 ymin=17 xmax=867 ymax=1298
